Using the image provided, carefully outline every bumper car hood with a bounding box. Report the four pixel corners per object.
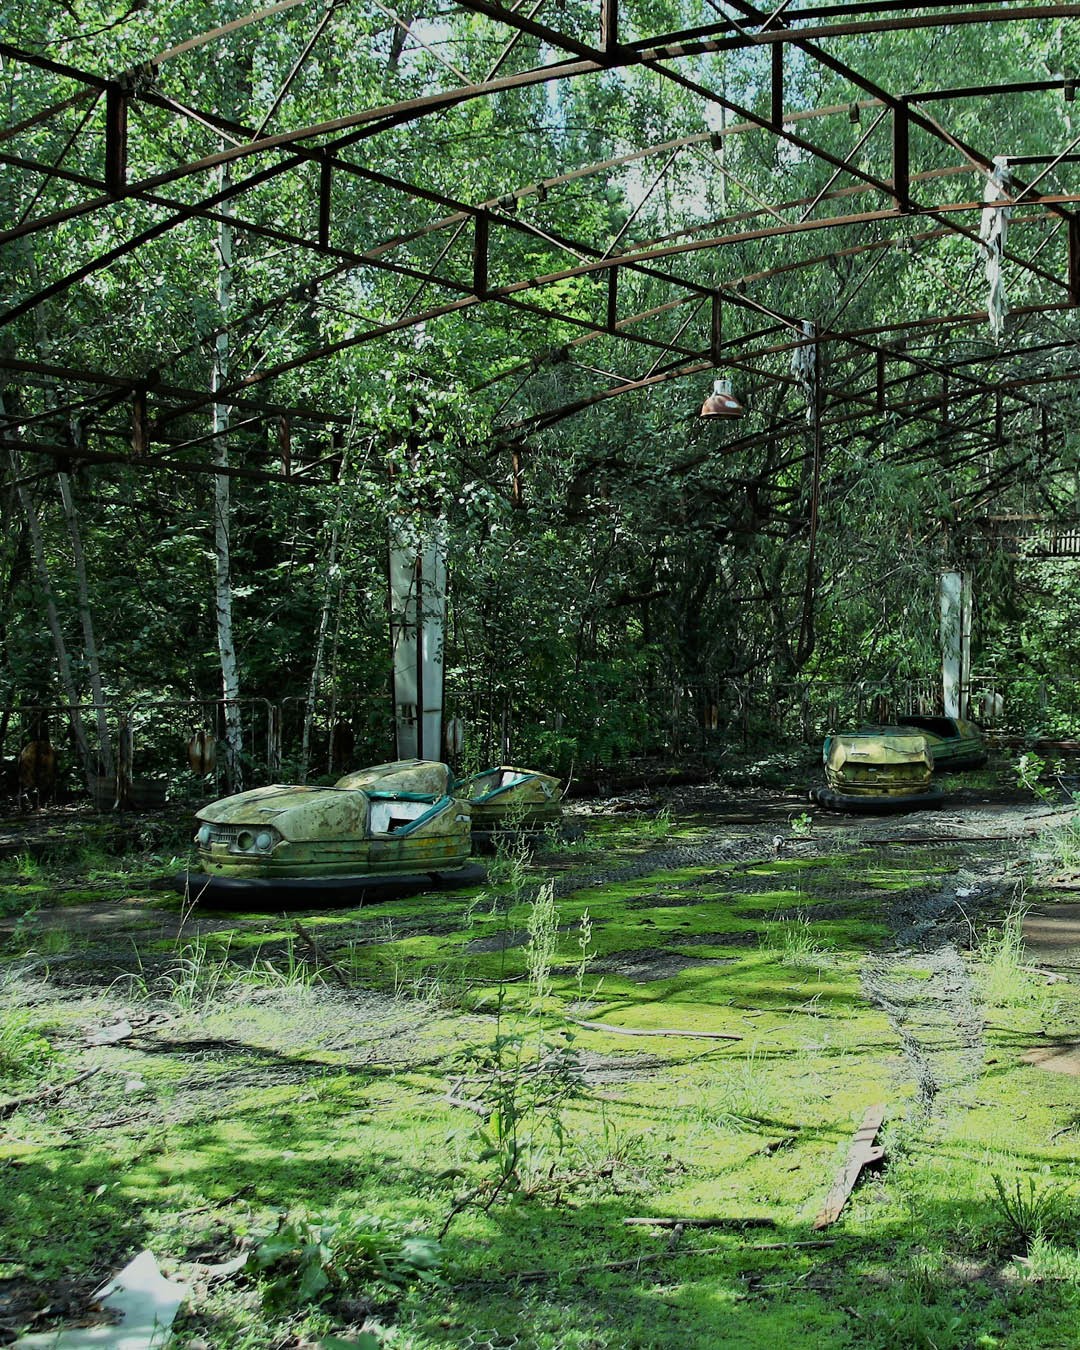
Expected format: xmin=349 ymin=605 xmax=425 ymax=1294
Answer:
xmin=196 ymin=784 xmax=372 ymax=842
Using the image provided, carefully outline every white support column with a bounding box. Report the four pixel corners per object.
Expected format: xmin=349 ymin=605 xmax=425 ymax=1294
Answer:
xmin=940 ymin=570 xmax=972 ymax=717
xmin=960 ymin=571 xmax=973 ymax=718
xmin=389 ymin=519 xmax=446 ymax=761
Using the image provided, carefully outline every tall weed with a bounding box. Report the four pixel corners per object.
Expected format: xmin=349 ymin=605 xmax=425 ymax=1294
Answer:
xmin=976 ymin=906 xmax=1039 ymax=1008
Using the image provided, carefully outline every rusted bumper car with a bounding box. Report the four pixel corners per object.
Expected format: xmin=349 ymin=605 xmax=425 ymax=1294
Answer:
xmin=811 ymin=730 xmax=945 ymax=814
xmin=179 ymin=759 xmax=481 ymax=901
xmin=458 ymin=765 xmax=566 ymax=850
xmin=895 ymin=715 xmax=988 ymax=772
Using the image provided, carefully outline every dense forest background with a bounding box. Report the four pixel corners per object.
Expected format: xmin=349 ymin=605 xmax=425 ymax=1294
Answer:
xmin=3 ymin=0 xmax=1080 ymax=791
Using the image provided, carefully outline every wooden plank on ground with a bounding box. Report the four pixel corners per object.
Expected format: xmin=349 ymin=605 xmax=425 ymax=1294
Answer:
xmin=812 ymin=1102 xmax=886 ymax=1229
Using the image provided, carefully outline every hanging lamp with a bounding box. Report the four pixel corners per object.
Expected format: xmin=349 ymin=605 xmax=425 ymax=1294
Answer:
xmin=699 ymin=377 xmax=743 ymax=418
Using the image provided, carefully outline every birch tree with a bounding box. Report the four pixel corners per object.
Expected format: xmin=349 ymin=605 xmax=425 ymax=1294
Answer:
xmin=212 ymin=171 xmax=243 ymax=792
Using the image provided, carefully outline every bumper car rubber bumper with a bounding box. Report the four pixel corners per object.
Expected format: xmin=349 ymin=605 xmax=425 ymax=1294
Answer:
xmin=169 ymin=862 xmax=486 ymax=905
xmin=809 ymin=785 xmax=945 ymax=815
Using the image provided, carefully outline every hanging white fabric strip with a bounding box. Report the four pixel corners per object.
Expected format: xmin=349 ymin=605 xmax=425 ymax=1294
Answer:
xmin=979 ymin=156 xmax=1012 ymax=341
xmin=790 ymin=319 xmax=816 ymax=423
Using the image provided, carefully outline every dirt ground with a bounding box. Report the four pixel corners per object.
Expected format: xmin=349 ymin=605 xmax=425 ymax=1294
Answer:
xmin=3 ymin=771 xmax=1080 ymax=1348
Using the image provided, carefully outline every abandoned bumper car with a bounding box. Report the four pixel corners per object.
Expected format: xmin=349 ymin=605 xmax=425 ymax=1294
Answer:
xmin=179 ymin=758 xmax=566 ymax=899
xmin=811 ymin=715 xmax=988 ymax=814
xmin=457 ymin=765 xmax=564 ymax=849
xmin=892 ymin=715 xmax=988 ymax=772
xmin=811 ymin=729 xmax=945 ymax=814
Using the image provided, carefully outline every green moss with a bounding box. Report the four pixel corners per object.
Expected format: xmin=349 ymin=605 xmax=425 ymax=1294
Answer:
xmin=3 ymin=818 xmax=1080 ymax=1347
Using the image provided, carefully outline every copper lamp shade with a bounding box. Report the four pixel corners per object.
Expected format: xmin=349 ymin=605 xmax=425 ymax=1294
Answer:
xmin=699 ymin=377 xmax=743 ymax=418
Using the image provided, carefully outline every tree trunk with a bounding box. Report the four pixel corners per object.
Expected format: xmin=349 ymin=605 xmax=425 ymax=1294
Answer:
xmin=211 ymin=170 xmax=243 ymax=792
xmin=3 ymin=421 xmax=93 ymax=783
xmin=56 ymin=455 xmax=113 ymax=775
xmin=301 ymin=507 xmax=345 ymax=781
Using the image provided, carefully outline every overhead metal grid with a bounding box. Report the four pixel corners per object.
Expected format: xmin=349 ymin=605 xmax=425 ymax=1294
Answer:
xmin=0 ymin=0 xmax=1078 ymax=506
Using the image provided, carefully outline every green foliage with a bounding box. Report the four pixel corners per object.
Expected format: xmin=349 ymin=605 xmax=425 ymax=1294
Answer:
xmin=0 ymin=1007 xmax=55 ymax=1082
xmin=253 ymin=1212 xmax=441 ymax=1315
xmin=1035 ymin=812 xmax=1080 ymax=872
xmin=988 ymin=1175 xmax=1076 ymax=1254
xmin=635 ymin=805 xmax=674 ymax=840
xmin=976 ymin=906 xmax=1042 ymax=1009
xmin=764 ymin=914 xmax=832 ymax=969
xmin=1016 ymin=752 xmax=1056 ymax=803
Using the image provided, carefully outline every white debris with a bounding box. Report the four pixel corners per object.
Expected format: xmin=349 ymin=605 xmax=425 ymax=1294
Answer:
xmin=85 ymin=1021 xmax=132 ymax=1047
xmin=14 ymin=1249 xmax=187 ymax=1349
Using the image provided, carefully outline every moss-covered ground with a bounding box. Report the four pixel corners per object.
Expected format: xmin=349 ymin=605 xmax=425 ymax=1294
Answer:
xmin=2 ymin=802 xmax=1080 ymax=1348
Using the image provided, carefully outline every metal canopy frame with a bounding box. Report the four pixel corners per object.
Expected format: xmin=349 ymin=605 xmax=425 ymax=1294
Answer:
xmin=1 ymin=1 xmax=1078 ymax=505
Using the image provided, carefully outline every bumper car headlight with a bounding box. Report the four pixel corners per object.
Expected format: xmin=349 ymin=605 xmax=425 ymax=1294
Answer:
xmin=255 ymin=831 xmax=274 ymax=852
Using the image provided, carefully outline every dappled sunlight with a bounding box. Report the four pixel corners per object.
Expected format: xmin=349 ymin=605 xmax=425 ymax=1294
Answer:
xmin=4 ymin=792 xmax=1080 ymax=1346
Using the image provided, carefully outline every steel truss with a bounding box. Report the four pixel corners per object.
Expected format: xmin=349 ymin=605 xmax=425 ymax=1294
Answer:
xmin=0 ymin=0 xmax=1078 ymax=504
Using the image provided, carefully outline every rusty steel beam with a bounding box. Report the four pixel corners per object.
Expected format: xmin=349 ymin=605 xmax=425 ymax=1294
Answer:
xmin=2 ymin=16 xmax=1070 ymax=293
xmin=104 ymin=84 xmax=128 ymax=196
xmin=0 ymin=87 xmax=98 ymax=146
xmin=152 ymin=0 xmax=312 ymax=65
xmin=642 ymin=57 xmax=1071 ymax=290
xmin=606 ymin=268 xmax=618 ymax=331
xmin=3 ymin=6 xmax=1078 ymax=468
xmin=2 ymin=143 xmax=724 ymax=405
xmin=472 ymin=210 xmax=489 ymax=297
xmin=1069 ymin=216 xmax=1080 ymax=303
xmin=892 ymin=102 xmax=910 ymax=211
xmin=520 ymin=306 xmax=1080 ymax=442
xmin=0 ymin=435 xmax=303 ymax=483
xmin=454 ymin=0 xmax=603 ymax=60
xmin=254 ymin=2 xmax=340 ymax=137
xmin=771 ymin=43 xmax=784 ymax=129
xmin=0 ymin=357 xmax=350 ymax=425
xmin=0 ymin=158 xmax=303 ymax=330
xmin=500 ymin=313 xmax=1080 ymax=440
xmin=0 ymin=43 xmax=598 ymax=249
xmin=89 ymin=179 xmax=1069 ymax=430
xmin=2 ymin=125 xmax=1063 ymax=437
xmin=632 ymin=3 xmax=1080 ymax=56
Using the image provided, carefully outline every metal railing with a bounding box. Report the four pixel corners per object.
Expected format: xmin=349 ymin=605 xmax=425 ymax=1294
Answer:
xmin=3 ymin=669 xmax=1071 ymax=810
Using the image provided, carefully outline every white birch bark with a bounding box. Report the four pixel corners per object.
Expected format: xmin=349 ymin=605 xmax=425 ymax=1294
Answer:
xmin=56 ymin=453 xmax=113 ymax=776
xmin=211 ymin=171 xmax=243 ymax=791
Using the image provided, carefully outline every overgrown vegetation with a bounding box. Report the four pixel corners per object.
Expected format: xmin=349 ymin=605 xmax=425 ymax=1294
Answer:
xmin=3 ymin=812 xmax=1080 ymax=1346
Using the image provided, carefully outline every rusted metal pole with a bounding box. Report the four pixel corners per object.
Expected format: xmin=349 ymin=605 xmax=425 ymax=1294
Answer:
xmin=104 ymin=84 xmax=127 ymax=196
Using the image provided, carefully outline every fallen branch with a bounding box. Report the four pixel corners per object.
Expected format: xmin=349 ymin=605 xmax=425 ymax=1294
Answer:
xmin=292 ymin=921 xmax=350 ymax=987
xmin=444 ymin=1094 xmax=488 ymax=1115
xmin=813 ymin=1102 xmax=886 ymax=1229
xmin=1019 ymin=965 xmax=1068 ymax=983
xmin=567 ymin=1018 xmax=742 ymax=1041
xmin=0 ymin=1065 xmax=101 ymax=1119
xmin=623 ymin=1217 xmax=776 ymax=1230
